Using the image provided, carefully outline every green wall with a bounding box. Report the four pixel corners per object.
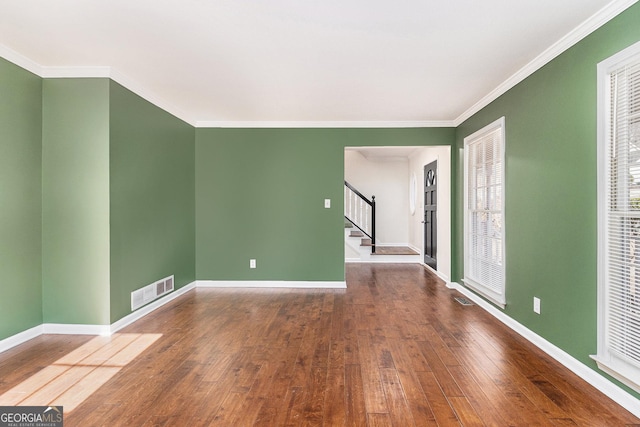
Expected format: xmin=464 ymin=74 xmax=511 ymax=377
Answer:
xmin=0 ymin=58 xmax=43 ymax=339
xmin=42 ymin=79 xmax=111 ymax=325
xmin=109 ymin=81 xmax=195 ymax=322
xmin=40 ymin=78 xmax=196 ymax=326
xmin=195 ymin=128 xmax=454 ymax=281
xmin=2 ymin=2 xmax=639 ymax=403
xmin=453 ymin=2 xmax=640 ymax=398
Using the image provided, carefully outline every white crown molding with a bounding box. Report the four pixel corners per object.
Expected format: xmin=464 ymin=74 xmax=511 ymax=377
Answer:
xmin=454 ymin=0 xmax=639 ymax=126
xmin=0 ymin=46 xmax=196 ymax=127
xmin=194 ymin=120 xmax=455 ymax=128
xmin=447 ymin=282 xmax=640 ymax=419
xmin=1 ymin=0 xmax=636 ymax=129
xmin=40 ymin=66 xmax=111 ymax=78
xmin=107 ymin=68 xmax=196 ymax=127
xmin=0 ymin=44 xmax=42 ymax=76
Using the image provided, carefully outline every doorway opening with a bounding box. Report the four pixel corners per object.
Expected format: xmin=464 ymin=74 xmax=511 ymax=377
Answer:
xmin=344 ymin=146 xmax=451 ymax=282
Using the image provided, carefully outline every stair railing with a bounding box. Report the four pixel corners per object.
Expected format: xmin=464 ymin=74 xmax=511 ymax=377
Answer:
xmin=344 ymin=181 xmax=376 ymax=253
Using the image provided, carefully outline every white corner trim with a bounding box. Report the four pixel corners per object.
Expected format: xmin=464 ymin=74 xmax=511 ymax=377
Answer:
xmin=194 ymin=120 xmax=455 ymax=129
xmin=196 ymin=280 xmax=347 ymax=289
xmin=42 ymin=323 xmax=111 ymax=336
xmin=110 ymin=281 xmax=197 ymax=334
xmin=454 ymin=0 xmax=639 ymax=126
xmin=448 ymin=282 xmax=640 ymax=418
xmin=40 ymin=66 xmax=112 ymax=78
xmin=0 ymin=325 xmax=43 ymax=354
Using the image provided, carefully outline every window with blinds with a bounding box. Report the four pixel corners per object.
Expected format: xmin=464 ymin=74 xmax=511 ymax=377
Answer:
xmin=595 ymin=40 xmax=640 ymax=393
xmin=463 ymin=117 xmax=506 ymax=307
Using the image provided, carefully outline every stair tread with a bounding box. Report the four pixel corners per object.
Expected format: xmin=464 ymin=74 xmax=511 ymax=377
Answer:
xmin=360 ymin=238 xmax=372 ymax=246
xmin=350 ymin=231 xmax=365 ymax=237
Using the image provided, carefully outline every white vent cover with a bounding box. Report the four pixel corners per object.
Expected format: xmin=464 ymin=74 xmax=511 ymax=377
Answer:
xmin=131 ymin=275 xmax=175 ymax=311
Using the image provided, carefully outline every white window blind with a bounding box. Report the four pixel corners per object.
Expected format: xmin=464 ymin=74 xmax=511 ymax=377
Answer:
xmin=464 ymin=117 xmax=505 ymax=306
xmin=595 ymin=40 xmax=640 ymax=393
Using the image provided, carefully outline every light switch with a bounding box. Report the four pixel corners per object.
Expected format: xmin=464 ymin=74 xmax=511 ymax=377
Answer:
xmin=533 ymin=297 xmax=541 ymax=314
xmin=324 ymin=199 xmax=331 ymax=208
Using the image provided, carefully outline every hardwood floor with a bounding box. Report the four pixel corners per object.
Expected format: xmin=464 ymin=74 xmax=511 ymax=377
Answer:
xmin=1 ymin=263 xmax=639 ymax=426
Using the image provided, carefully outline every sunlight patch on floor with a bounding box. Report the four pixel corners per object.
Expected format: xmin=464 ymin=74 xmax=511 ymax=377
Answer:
xmin=0 ymin=333 xmax=161 ymax=412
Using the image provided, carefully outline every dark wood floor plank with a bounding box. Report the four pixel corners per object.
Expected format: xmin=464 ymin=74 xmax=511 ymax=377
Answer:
xmin=448 ymin=336 xmax=552 ymax=426
xmin=0 ymin=263 xmax=637 ymax=427
xmin=343 ymin=308 xmax=361 ymax=366
xmin=344 ymin=364 xmax=367 ymax=427
xmin=461 ymin=324 xmax=571 ymax=420
xmin=297 ymin=366 xmax=327 ymax=426
xmin=446 ymin=364 xmax=511 ymax=426
xmin=415 ymin=370 xmax=462 ymax=427
xmin=356 ymin=333 xmax=389 ymax=414
xmin=447 ymin=396 xmax=485 ymax=427
xmin=386 ymin=338 xmax=437 ymax=425
xmin=415 ymin=340 xmax=464 ymax=398
xmin=328 ymin=294 xmax=346 ymax=370
xmin=323 ymin=367 xmax=346 ymax=426
xmin=367 ymin=413 xmax=393 ymax=427
xmin=379 ymin=368 xmax=417 ymax=427
xmin=280 ymin=386 xmax=306 ymax=427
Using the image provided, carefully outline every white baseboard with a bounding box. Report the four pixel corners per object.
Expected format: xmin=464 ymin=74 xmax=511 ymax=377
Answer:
xmin=447 ymin=282 xmax=640 ymax=419
xmin=110 ymin=281 xmax=196 ymax=334
xmin=421 ymin=262 xmax=449 ymax=283
xmin=196 ymin=280 xmax=347 ymax=289
xmin=43 ymin=323 xmax=111 ymax=336
xmin=0 ymin=281 xmax=197 ymax=354
xmin=0 ymin=325 xmax=43 ymax=354
xmin=0 ymin=278 xmax=343 ymax=354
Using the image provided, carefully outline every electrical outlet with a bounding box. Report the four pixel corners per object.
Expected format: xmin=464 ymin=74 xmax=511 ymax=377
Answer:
xmin=533 ymin=297 xmax=541 ymax=314
xmin=250 ymin=259 xmax=256 ymax=269
xmin=324 ymin=199 xmax=331 ymax=208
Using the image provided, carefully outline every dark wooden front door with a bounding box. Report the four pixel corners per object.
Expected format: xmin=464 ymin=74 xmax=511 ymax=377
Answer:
xmin=424 ymin=161 xmax=437 ymax=269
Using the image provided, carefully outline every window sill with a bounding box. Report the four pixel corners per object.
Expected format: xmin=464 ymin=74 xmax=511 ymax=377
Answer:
xmin=591 ymin=354 xmax=640 ymax=394
xmin=461 ymin=278 xmax=506 ymax=309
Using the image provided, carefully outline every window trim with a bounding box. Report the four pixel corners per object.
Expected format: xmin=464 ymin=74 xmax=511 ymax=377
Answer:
xmin=463 ymin=117 xmax=506 ymax=308
xmin=593 ymin=39 xmax=640 ymax=394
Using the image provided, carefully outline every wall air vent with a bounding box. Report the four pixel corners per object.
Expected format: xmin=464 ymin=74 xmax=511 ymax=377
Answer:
xmin=131 ymin=275 xmax=175 ymax=311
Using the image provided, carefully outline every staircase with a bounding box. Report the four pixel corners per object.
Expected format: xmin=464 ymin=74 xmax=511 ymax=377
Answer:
xmin=344 ymin=220 xmax=420 ymax=263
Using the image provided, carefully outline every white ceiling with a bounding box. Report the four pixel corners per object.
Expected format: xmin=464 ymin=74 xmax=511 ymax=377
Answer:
xmin=346 ymin=146 xmax=421 ymax=159
xmin=0 ymin=0 xmax=635 ymax=126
